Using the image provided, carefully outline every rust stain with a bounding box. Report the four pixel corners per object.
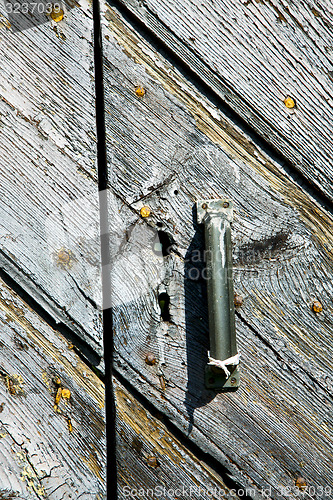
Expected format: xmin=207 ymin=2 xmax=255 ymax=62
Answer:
xmin=80 ymin=452 xmax=104 ymax=482
xmin=54 ymin=247 xmax=76 ymax=270
xmin=3 ymin=374 xmax=25 ymax=396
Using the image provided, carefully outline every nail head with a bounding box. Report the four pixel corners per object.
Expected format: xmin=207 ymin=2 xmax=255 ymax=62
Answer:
xmin=284 ymin=96 xmax=296 ymax=109
xmin=135 ymin=86 xmax=146 ymax=97
xmin=147 ymin=456 xmax=159 ymax=468
xmin=295 ymin=477 xmax=307 ymax=491
xmin=145 ymin=353 xmax=156 ymax=365
xmin=140 ymin=206 xmax=151 ymax=218
xmin=234 ymin=294 xmax=243 ymax=307
xmin=312 ymin=300 xmax=323 ymax=313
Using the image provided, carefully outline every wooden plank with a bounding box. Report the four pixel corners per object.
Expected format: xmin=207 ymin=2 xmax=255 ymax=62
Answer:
xmin=0 ymin=273 xmax=242 ymax=499
xmin=0 ymin=277 xmax=106 ymax=498
xmin=114 ymin=0 xmax=333 ymax=202
xmin=0 ymin=1 xmax=103 ymax=360
xmin=115 ymin=379 xmax=241 ymax=500
xmin=101 ymin=5 xmax=333 ymax=498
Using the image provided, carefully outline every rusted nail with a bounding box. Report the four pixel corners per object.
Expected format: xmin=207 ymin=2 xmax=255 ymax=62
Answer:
xmin=312 ymin=300 xmax=323 ymax=313
xmin=140 ymin=206 xmax=151 ymax=218
xmin=295 ymin=477 xmax=307 ymax=491
xmin=223 ymin=201 xmax=230 ymax=208
xmin=135 ymin=86 xmax=146 ymax=97
xmin=201 ymin=203 xmax=208 ymax=209
xmin=234 ymin=294 xmax=243 ymax=307
xmin=145 ymin=353 xmax=156 ymax=365
xmin=146 ymin=456 xmax=159 ymax=468
xmin=284 ymin=96 xmax=296 ymax=109
xmin=50 ymin=6 xmax=64 ymax=22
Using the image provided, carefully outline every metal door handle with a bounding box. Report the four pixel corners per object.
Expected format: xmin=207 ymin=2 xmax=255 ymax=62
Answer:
xmin=197 ymin=199 xmax=240 ymax=390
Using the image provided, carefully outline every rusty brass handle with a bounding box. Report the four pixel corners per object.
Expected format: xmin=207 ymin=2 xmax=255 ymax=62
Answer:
xmin=197 ymin=199 xmax=240 ymax=391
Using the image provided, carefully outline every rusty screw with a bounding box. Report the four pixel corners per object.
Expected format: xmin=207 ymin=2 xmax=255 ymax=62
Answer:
xmin=202 ymin=203 xmax=208 ymax=209
xmin=146 ymin=456 xmax=159 ymax=468
xmin=145 ymin=353 xmax=156 ymax=366
xmin=295 ymin=477 xmax=307 ymax=491
xmin=312 ymin=300 xmax=323 ymax=313
xmin=234 ymin=294 xmax=243 ymax=307
xmin=223 ymin=201 xmax=229 ymax=208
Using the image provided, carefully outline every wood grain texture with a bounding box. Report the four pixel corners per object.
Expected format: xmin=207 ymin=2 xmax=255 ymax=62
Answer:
xmin=0 ymin=0 xmax=103 ymax=359
xmin=115 ymin=0 xmax=333 ymax=201
xmin=0 ymin=274 xmax=243 ymax=499
xmin=102 ymin=5 xmax=333 ymax=498
xmin=0 ymin=277 xmax=106 ymax=498
xmin=115 ymin=379 xmax=241 ymax=500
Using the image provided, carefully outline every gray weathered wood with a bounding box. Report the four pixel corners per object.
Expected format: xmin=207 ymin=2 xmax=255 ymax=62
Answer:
xmin=0 ymin=277 xmax=106 ymax=498
xmin=115 ymin=378 xmax=240 ymax=500
xmin=115 ymin=0 xmax=333 ymax=201
xmin=102 ymin=5 xmax=333 ymax=498
xmin=0 ymin=273 xmax=243 ymax=499
xmin=0 ymin=0 xmax=103 ymax=360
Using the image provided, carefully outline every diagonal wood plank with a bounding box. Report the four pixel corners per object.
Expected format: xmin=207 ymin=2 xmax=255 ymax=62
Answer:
xmin=0 ymin=0 xmax=103 ymax=361
xmin=114 ymin=0 xmax=333 ymax=202
xmin=0 ymin=277 xmax=106 ymax=498
xmin=101 ymin=4 xmax=333 ymax=497
xmin=0 ymin=273 xmax=240 ymax=499
xmin=115 ymin=378 xmax=242 ymax=500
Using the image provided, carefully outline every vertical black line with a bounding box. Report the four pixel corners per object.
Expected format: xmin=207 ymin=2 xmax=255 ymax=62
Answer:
xmin=92 ymin=0 xmax=117 ymax=497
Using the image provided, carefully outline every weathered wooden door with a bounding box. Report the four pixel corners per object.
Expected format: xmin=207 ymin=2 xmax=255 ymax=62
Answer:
xmin=1 ymin=0 xmax=333 ymax=498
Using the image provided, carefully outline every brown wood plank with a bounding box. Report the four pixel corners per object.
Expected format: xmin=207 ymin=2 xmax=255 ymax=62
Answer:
xmin=0 ymin=277 xmax=106 ymax=498
xmin=0 ymin=1 xmax=103 ymax=361
xmin=114 ymin=0 xmax=333 ymax=202
xmin=102 ymin=5 xmax=333 ymax=498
